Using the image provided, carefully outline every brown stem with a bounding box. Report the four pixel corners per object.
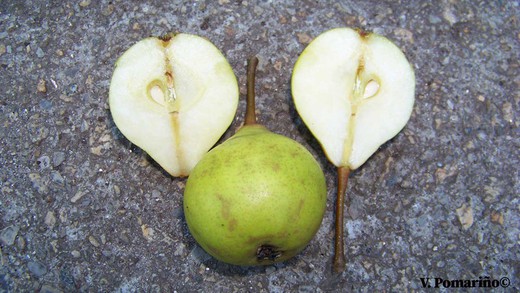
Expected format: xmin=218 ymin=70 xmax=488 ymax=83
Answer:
xmin=245 ymin=56 xmax=259 ymax=125
xmin=333 ymin=166 xmax=350 ymax=273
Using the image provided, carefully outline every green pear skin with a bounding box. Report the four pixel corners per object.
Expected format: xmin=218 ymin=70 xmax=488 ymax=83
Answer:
xmin=184 ymin=125 xmax=327 ymax=266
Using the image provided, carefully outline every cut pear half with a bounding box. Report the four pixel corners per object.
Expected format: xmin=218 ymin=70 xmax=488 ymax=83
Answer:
xmin=291 ymin=27 xmax=415 ymax=272
xmin=109 ymin=34 xmax=239 ymax=176
xmin=292 ymin=27 xmax=415 ymax=169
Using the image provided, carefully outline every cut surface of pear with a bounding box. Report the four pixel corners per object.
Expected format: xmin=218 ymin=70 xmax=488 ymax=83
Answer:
xmin=292 ymin=27 xmax=415 ymax=169
xmin=109 ymin=34 xmax=239 ymax=176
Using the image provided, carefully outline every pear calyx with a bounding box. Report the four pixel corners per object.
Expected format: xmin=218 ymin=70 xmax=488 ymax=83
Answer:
xmin=257 ymin=245 xmax=283 ymax=262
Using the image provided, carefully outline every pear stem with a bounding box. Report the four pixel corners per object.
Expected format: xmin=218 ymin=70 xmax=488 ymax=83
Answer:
xmin=333 ymin=166 xmax=350 ymax=273
xmin=245 ymin=56 xmax=259 ymax=125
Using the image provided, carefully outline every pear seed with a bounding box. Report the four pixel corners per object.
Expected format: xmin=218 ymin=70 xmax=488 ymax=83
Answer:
xmin=363 ymin=79 xmax=380 ymax=99
xmin=149 ymin=84 xmax=165 ymax=105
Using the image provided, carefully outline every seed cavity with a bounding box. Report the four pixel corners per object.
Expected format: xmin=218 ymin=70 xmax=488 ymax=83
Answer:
xmin=147 ymin=74 xmax=178 ymax=113
xmin=148 ymin=80 xmax=166 ymax=106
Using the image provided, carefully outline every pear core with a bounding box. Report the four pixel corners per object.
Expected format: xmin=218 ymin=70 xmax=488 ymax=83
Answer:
xmin=183 ymin=125 xmax=327 ymax=266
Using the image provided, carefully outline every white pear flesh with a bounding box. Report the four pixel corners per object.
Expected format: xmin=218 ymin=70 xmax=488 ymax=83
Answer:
xmin=109 ymin=34 xmax=239 ymax=176
xmin=292 ymin=28 xmax=415 ymax=169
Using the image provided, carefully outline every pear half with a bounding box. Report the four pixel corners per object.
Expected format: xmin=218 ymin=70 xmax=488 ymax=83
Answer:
xmin=291 ymin=27 xmax=415 ymax=272
xmin=109 ymin=34 xmax=239 ymax=176
xmin=292 ymin=27 xmax=415 ymax=169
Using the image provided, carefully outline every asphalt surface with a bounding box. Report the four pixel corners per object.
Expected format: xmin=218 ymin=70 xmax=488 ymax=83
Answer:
xmin=0 ymin=0 xmax=518 ymax=292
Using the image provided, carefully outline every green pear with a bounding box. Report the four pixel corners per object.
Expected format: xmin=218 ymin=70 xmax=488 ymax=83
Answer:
xmin=183 ymin=57 xmax=327 ymax=266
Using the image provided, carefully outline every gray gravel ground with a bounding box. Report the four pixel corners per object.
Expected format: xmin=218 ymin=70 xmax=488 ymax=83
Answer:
xmin=1 ymin=0 xmax=519 ymax=292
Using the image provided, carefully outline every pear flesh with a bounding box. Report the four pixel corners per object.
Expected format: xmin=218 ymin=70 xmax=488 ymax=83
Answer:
xmin=184 ymin=125 xmax=327 ymax=266
xmin=292 ymin=28 xmax=415 ymax=169
xmin=109 ymin=34 xmax=239 ymax=176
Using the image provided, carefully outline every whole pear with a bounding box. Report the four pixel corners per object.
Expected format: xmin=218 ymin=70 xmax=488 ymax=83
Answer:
xmin=183 ymin=57 xmax=327 ymax=266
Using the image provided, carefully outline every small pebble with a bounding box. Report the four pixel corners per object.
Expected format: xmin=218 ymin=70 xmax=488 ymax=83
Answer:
xmin=37 ymin=155 xmax=51 ymax=170
xmin=68 ymin=84 xmax=78 ymax=94
xmin=394 ymin=28 xmax=414 ymax=43
xmin=16 ymin=236 xmax=26 ymax=250
xmin=141 ymin=224 xmax=155 ymax=241
xmin=28 ymin=260 xmax=47 ymax=277
xmin=29 ymin=173 xmax=48 ymax=194
xmin=119 ymin=231 xmax=130 ymax=244
xmin=60 ymin=268 xmax=77 ymax=291
xmin=442 ymin=6 xmax=457 ymax=25
xmin=0 ymin=225 xmax=19 ymax=246
xmin=189 ymin=245 xmax=212 ymax=262
xmin=502 ymin=102 xmax=513 ymax=123
xmin=70 ymin=191 xmax=86 ymax=203
xmin=79 ymin=0 xmax=91 ymax=7
xmin=36 ymin=47 xmax=44 ymax=58
xmin=428 ymin=15 xmax=441 ymax=24
xmin=173 ymin=242 xmax=186 ymax=256
xmin=37 ymin=79 xmax=47 ymax=93
xmin=52 ymin=151 xmax=66 ymax=167
xmin=490 ymin=210 xmax=504 ymax=225
xmin=253 ymin=5 xmax=264 ymax=15
xmin=297 ymin=32 xmax=312 ymax=44
xmin=456 ymin=203 xmax=474 ymax=230
xmin=39 ymin=285 xmax=62 ymax=293
xmin=50 ymin=171 xmax=65 ymax=185
xmin=88 ymin=235 xmax=100 ymax=247
xmin=447 ymin=243 xmax=457 ymax=250
xmin=102 ymin=4 xmax=114 ymax=16
xmin=265 ymin=266 xmax=276 ymax=274
xmin=39 ymin=99 xmax=52 ymax=110
xmin=44 ymin=211 xmax=56 ymax=228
